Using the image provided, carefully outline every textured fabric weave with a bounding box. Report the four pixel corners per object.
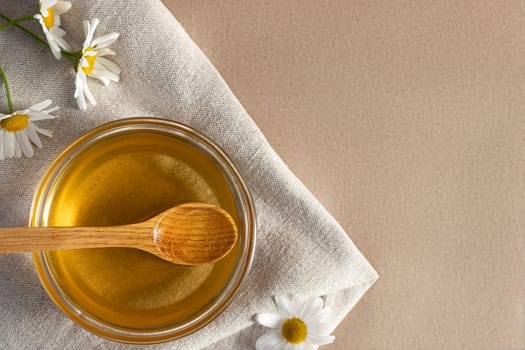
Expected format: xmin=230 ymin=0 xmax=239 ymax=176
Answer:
xmin=0 ymin=1 xmax=378 ymax=349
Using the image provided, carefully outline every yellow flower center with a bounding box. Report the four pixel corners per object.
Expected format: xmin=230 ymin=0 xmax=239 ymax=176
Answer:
xmin=1 ymin=114 xmax=29 ymax=132
xmin=81 ymin=47 xmax=97 ymax=75
xmin=281 ymin=317 xmax=307 ymax=344
xmin=41 ymin=7 xmax=55 ymax=29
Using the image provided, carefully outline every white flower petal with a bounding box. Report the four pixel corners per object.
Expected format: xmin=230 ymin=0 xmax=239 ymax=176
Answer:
xmin=82 ymin=19 xmax=90 ymax=38
xmin=256 ymin=313 xmax=285 ymax=329
xmin=74 ymin=75 xmax=87 ymax=110
xmin=275 ymin=295 xmax=294 ymax=318
xmin=40 ymin=0 xmax=57 ymax=16
xmin=301 ymin=344 xmax=317 ymax=350
xmin=39 ymin=8 xmax=49 ymax=17
xmin=306 ymin=334 xmax=335 ymax=346
xmin=16 ymin=130 xmax=33 ymax=158
xmin=76 ymin=94 xmax=86 ymax=111
xmin=81 ymin=73 xmax=96 ymax=105
xmin=1 ymin=133 xmax=7 ymax=160
xmin=275 ymin=296 xmax=294 ymax=318
xmin=301 ymin=297 xmax=324 ymax=322
xmin=90 ymin=18 xmax=100 ymax=35
xmin=26 ymin=124 xmax=42 ymax=148
xmin=283 ymin=343 xmax=297 ymax=350
xmin=96 ymin=57 xmax=121 ymax=75
xmin=53 ymin=1 xmax=72 ymax=14
xmin=5 ymin=132 xmax=15 ymax=158
xmin=96 ymin=48 xmax=115 ymax=57
xmin=48 ymin=43 xmax=62 ymax=59
xmin=89 ymin=72 xmax=110 ymax=86
xmin=4 ymin=131 xmax=13 ymax=159
xmin=91 ymin=67 xmax=119 ymax=85
xmin=49 ymin=28 xmax=70 ymax=51
xmin=54 ymin=36 xmax=70 ymax=51
xmin=92 ymin=32 xmax=119 ymax=48
xmin=256 ymin=331 xmax=285 ymax=350
xmin=74 ymin=72 xmax=83 ymax=98
xmin=306 ymin=318 xmax=332 ymax=336
xmin=54 ymin=13 xmax=61 ymax=27
xmin=41 ymin=106 xmax=60 ymax=115
xmin=41 ymin=0 xmax=57 ymax=9
xmin=290 ymin=295 xmax=307 ymax=316
xmin=28 ymin=112 xmax=56 ymax=122
xmin=305 ymin=308 xmax=330 ymax=327
xmin=36 ymin=127 xmax=53 ymax=138
xmin=13 ymin=134 xmax=21 ymax=159
xmin=0 ymin=131 xmax=5 ymax=160
xmin=79 ymin=57 xmax=90 ymax=69
xmin=50 ymin=25 xmax=66 ymax=37
xmin=84 ymin=18 xmax=99 ymax=48
xmin=39 ymin=26 xmax=62 ymax=59
xmin=75 ymin=70 xmax=97 ymax=109
xmin=29 ymin=100 xmax=53 ymax=112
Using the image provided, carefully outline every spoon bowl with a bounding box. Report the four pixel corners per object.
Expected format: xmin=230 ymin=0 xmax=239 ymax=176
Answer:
xmin=151 ymin=203 xmax=239 ymax=264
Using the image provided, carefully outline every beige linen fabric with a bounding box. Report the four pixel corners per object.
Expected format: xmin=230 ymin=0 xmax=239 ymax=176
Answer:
xmin=0 ymin=1 xmax=377 ymax=349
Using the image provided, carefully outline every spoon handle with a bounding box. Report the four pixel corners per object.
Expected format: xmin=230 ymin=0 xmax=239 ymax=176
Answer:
xmin=0 ymin=224 xmax=152 ymax=253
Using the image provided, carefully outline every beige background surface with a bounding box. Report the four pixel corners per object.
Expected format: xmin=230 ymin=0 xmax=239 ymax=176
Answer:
xmin=163 ymin=1 xmax=525 ymax=349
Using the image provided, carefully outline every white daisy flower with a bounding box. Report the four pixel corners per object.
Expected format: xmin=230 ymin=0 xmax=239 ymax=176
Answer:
xmin=0 ymin=100 xmax=58 ymax=159
xmin=74 ymin=18 xmax=121 ymax=111
xmin=34 ymin=0 xmax=72 ymax=59
xmin=255 ymin=295 xmax=335 ymax=350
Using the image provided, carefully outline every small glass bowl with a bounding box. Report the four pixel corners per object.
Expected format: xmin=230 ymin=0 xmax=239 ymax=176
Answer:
xmin=30 ymin=118 xmax=256 ymax=343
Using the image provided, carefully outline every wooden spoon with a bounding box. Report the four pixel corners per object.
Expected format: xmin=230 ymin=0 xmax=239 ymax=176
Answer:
xmin=0 ymin=203 xmax=238 ymax=265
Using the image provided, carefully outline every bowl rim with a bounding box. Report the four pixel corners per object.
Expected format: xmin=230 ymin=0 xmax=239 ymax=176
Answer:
xmin=30 ymin=117 xmax=256 ymax=344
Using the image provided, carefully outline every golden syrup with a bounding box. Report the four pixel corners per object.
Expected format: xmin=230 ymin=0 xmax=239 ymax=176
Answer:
xmin=40 ymin=131 xmax=239 ymax=328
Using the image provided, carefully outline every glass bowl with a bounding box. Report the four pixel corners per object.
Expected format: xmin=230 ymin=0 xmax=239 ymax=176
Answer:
xmin=30 ymin=117 xmax=256 ymax=343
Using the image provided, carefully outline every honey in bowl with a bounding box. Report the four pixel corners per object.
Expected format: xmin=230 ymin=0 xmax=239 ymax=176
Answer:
xmin=31 ymin=118 xmax=255 ymax=343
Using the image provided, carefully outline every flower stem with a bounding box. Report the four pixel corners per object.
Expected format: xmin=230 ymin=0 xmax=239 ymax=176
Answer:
xmin=0 ymin=13 xmax=76 ymax=62
xmin=0 ymin=13 xmax=47 ymax=47
xmin=0 ymin=15 xmax=34 ymax=31
xmin=61 ymin=51 xmax=77 ymax=61
xmin=0 ymin=65 xmax=14 ymax=114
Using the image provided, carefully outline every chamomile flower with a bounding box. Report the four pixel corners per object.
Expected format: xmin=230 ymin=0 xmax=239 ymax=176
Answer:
xmin=34 ymin=0 xmax=72 ymax=59
xmin=0 ymin=100 xmax=58 ymax=159
xmin=255 ymin=295 xmax=335 ymax=350
xmin=74 ymin=18 xmax=121 ymax=111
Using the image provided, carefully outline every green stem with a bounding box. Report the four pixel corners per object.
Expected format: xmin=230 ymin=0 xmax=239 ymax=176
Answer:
xmin=0 ymin=13 xmax=47 ymax=47
xmin=0 ymin=13 xmax=76 ymax=62
xmin=0 ymin=65 xmax=14 ymax=114
xmin=0 ymin=15 xmax=34 ymax=31
xmin=61 ymin=51 xmax=77 ymax=60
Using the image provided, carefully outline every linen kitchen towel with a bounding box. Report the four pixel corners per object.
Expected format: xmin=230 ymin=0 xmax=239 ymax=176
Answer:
xmin=0 ymin=1 xmax=378 ymax=349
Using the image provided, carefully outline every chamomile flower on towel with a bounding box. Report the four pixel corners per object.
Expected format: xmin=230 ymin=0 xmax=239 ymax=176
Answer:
xmin=0 ymin=100 xmax=58 ymax=159
xmin=255 ymin=295 xmax=335 ymax=350
xmin=34 ymin=0 xmax=72 ymax=59
xmin=74 ymin=18 xmax=121 ymax=111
